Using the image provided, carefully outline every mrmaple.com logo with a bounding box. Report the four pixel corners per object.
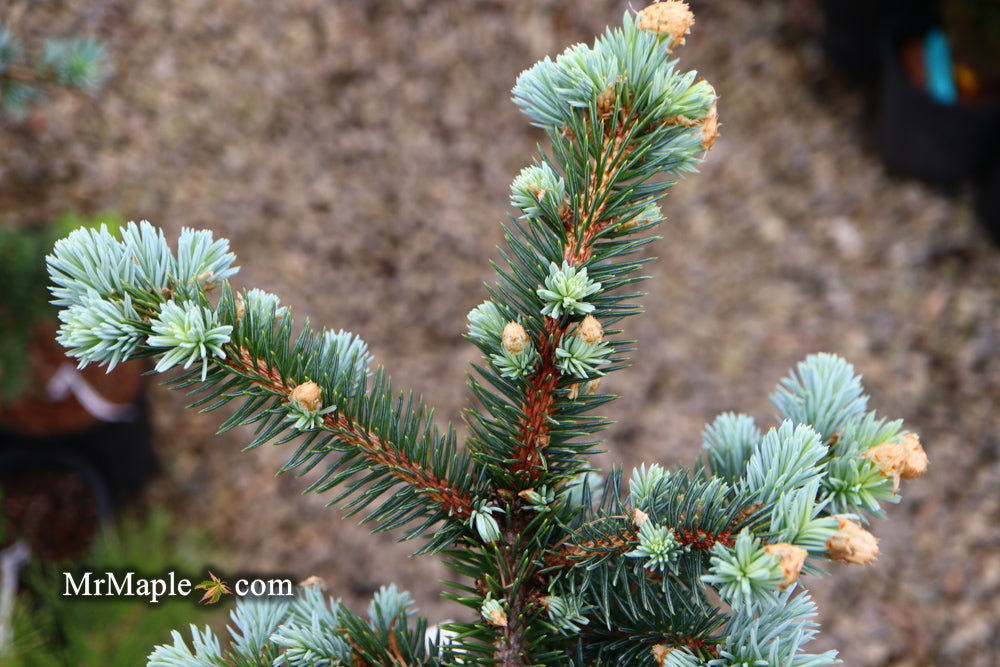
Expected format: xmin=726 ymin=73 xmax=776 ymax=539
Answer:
xmin=62 ymin=569 xmax=294 ymax=604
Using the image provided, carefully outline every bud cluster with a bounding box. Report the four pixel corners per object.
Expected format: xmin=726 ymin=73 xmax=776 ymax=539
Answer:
xmin=861 ymin=433 xmax=929 ymax=492
xmin=284 ymin=380 xmax=336 ymax=431
xmin=537 ymin=261 xmax=602 ymax=319
xmin=827 ymin=516 xmax=879 ymax=565
xmin=637 ymin=1 xmax=695 ymax=49
xmin=491 ymin=320 xmax=540 ymax=379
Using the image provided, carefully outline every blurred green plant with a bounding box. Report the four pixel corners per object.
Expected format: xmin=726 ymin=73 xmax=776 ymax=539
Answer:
xmin=2 ymin=510 xmax=225 ymax=667
xmin=0 ymin=24 xmax=110 ymax=120
xmin=0 ymin=212 xmax=122 ymax=401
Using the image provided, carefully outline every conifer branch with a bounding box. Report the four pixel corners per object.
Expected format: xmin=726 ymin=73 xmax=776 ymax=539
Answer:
xmin=46 ymin=223 xmax=476 ymax=544
xmin=544 ymin=523 xmax=738 ymax=570
xmin=42 ymin=4 xmax=929 ymax=665
xmin=0 ymin=25 xmax=110 ymax=118
xmin=511 ymin=128 xmax=635 ymax=480
xmin=220 ymin=348 xmax=475 ymax=520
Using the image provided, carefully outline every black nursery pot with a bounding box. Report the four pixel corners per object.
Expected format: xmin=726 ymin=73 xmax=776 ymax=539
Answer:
xmin=0 ymin=337 xmax=157 ymax=516
xmin=0 ymin=447 xmax=113 ymax=561
xmin=820 ymin=0 xmax=923 ymax=83
xmin=0 ymin=391 xmax=156 ymax=506
xmin=876 ymin=21 xmax=1000 ymax=188
xmin=0 ymin=387 xmax=155 ymax=560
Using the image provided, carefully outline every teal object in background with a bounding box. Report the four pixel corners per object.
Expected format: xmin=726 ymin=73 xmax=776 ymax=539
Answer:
xmin=924 ymin=28 xmax=958 ymax=105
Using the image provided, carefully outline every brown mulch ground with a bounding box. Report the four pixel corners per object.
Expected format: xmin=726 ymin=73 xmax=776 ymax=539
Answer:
xmin=3 ymin=1 xmax=999 ymax=664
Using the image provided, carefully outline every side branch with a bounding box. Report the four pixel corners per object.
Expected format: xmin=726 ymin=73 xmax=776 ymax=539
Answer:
xmin=223 ymin=348 xmax=475 ymax=519
xmin=545 ymin=525 xmax=735 ymax=569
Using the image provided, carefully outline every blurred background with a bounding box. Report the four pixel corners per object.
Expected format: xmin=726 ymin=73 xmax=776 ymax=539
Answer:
xmin=0 ymin=0 xmax=998 ymax=664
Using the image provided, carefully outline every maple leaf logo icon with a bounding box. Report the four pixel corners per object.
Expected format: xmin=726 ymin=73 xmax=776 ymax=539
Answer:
xmin=194 ymin=572 xmax=231 ymax=605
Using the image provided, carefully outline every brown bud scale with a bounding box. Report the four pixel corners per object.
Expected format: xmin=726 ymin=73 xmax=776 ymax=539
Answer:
xmin=502 ymin=321 xmax=530 ymax=356
xmin=764 ymin=542 xmax=807 ymax=589
xmin=290 ymin=381 xmax=322 ymax=412
xmin=638 ymin=1 xmax=695 ymax=50
xmin=827 ymin=516 xmax=879 ymax=565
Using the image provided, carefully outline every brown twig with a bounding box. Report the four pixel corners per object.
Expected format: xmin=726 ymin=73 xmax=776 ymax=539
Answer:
xmin=509 ymin=120 xmax=635 ymax=484
xmin=495 ymin=115 xmax=644 ymax=665
xmin=221 ymin=347 xmax=475 ymax=520
xmin=544 ymin=526 xmax=735 ymax=569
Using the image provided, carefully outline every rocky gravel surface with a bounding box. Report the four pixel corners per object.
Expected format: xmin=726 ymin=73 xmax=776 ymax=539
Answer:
xmin=3 ymin=1 xmax=998 ymax=664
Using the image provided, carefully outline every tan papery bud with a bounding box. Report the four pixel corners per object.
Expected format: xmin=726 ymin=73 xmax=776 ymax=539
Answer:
xmin=290 ymin=381 xmax=322 ymax=412
xmin=827 ymin=516 xmax=879 ymax=565
xmin=638 ymin=1 xmax=695 ymax=50
xmin=861 ymin=432 xmax=928 ymax=491
xmin=502 ymin=321 xmax=529 ymax=355
xmin=578 ymin=315 xmax=603 ymax=344
xmin=701 ymin=101 xmax=719 ymax=150
xmin=764 ymin=542 xmax=808 ymax=589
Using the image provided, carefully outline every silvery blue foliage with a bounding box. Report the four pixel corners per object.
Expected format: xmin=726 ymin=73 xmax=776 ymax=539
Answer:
xmin=702 ymin=530 xmax=783 ymax=611
xmin=42 ymin=5 xmax=921 ymax=663
xmin=480 ymin=595 xmax=506 ymax=625
xmin=832 ymin=411 xmax=903 ymax=458
xmin=1 ymin=26 xmax=111 ymax=118
xmin=228 ymin=597 xmax=290 ymax=660
xmin=628 ymin=463 xmax=670 ymax=511
xmin=703 ymin=412 xmax=761 ymax=484
xmin=593 ymin=13 xmax=666 ymax=99
xmin=40 ymin=37 xmax=110 ymax=92
xmin=468 ymin=501 xmax=503 ymax=543
xmin=149 ymin=588 xmax=355 ymax=667
xmin=513 ymin=11 xmax=716 ymax=137
xmin=510 ymin=162 xmax=567 ymax=220
xmin=56 ymin=288 xmax=144 ymax=371
xmin=368 ymin=584 xmax=416 ymax=633
xmin=552 ymin=42 xmax=620 ymax=109
xmin=47 ymin=224 xmax=135 ymax=307
xmin=491 ymin=342 xmax=540 ymax=379
xmin=740 ymin=421 xmax=826 ymax=505
xmin=466 ymin=300 xmax=509 ymax=344
xmin=822 ymin=456 xmax=897 ymax=516
xmin=555 ymin=334 xmax=611 ymax=378
xmin=769 ymin=481 xmax=839 ymax=554
xmin=622 ymin=201 xmax=663 ymax=230
xmin=47 ymin=221 xmax=240 ymax=307
xmin=627 ymin=521 xmax=686 ymax=572
xmin=537 ymin=261 xmax=602 ymax=318
xmin=543 ymin=592 xmax=589 ymax=633
xmin=147 ymin=299 xmax=233 ymax=381
xmin=271 ymin=585 xmax=352 ymax=665
xmin=240 ymin=288 xmax=287 ymax=321
xmin=771 ymin=353 xmax=868 ymax=442
xmin=660 ymin=648 xmax=703 ymax=667
xmin=284 ymin=392 xmax=335 ymax=432
xmin=710 ymin=591 xmax=839 ymax=667
xmin=520 ymin=486 xmax=555 ymax=512
xmin=119 ymin=221 xmax=174 ymax=290
xmin=174 ymin=228 xmax=239 ymax=298
xmin=653 ymin=73 xmax=716 ymax=123
xmin=319 ymin=329 xmax=373 ymax=388
xmin=512 ymin=56 xmax=573 ymax=129
xmin=147 ymin=625 xmax=223 ymax=667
